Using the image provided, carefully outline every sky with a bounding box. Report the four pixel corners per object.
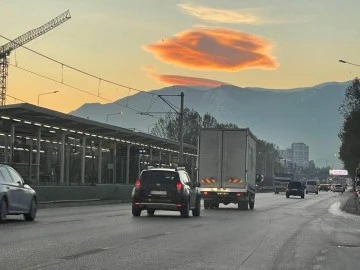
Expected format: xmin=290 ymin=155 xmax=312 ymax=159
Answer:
xmin=1 ymin=0 xmax=360 ymax=113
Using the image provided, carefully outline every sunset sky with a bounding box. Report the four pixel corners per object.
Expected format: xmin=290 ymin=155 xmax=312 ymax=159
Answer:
xmin=1 ymin=0 xmax=360 ymax=113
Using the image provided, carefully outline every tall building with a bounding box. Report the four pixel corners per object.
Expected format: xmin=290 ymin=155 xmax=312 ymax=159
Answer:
xmin=279 ymin=148 xmax=293 ymax=161
xmin=291 ymin=143 xmax=309 ymax=167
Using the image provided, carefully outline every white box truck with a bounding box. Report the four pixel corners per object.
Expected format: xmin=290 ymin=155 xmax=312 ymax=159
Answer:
xmin=198 ymin=128 xmax=257 ymax=210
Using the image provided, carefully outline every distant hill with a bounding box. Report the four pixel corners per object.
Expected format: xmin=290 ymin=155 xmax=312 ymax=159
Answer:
xmin=70 ymin=81 xmax=351 ymax=167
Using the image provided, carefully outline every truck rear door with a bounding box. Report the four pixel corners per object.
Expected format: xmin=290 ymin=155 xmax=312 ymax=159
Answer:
xmin=222 ymin=130 xmax=247 ymax=189
xmin=198 ymin=130 xmax=222 ymax=189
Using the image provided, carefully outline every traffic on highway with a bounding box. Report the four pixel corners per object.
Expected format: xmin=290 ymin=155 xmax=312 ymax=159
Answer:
xmin=1 ymin=127 xmax=360 ymax=270
xmin=2 ymin=1 xmax=360 ymax=269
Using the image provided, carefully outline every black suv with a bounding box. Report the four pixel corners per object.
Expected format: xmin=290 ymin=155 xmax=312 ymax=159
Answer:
xmin=131 ymin=167 xmax=201 ymax=218
xmin=286 ymin=181 xmax=305 ymax=199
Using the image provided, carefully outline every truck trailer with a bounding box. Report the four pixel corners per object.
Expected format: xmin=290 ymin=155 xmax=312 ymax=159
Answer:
xmin=198 ymin=128 xmax=257 ymax=210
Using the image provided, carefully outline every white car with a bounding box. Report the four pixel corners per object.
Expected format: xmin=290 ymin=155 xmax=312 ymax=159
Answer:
xmin=306 ymin=180 xmax=318 ymax=194
xmin=331 ymin=184 xmax=344 ymax=193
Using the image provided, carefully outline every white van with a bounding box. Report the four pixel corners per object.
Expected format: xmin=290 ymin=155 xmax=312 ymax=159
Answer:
xmin=306 ymin=180 xmax=318 ymax=194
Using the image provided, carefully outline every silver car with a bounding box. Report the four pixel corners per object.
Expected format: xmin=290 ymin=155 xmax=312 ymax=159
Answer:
xmin=0 ymin=164 xmax=37 ymax=222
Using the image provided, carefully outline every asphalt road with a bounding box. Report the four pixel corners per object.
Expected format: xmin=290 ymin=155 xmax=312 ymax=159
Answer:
xmin=1 ymin=191 xmax=359 ymax=270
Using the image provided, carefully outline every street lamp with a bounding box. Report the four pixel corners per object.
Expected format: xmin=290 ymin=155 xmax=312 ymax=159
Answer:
xmin=37 ymin=91 xmax=59 ymax=106
xmin=106 ymin=112 xmax=123 ymax=123
xmin=338 ymin=59 xmax=360 ymax=68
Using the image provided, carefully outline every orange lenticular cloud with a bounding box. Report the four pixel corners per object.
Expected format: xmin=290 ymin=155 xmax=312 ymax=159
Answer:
xmin=143 ymin=27 xmax=278 ymax=71
xmin=150 ymin=73 xmax=228 ymax=87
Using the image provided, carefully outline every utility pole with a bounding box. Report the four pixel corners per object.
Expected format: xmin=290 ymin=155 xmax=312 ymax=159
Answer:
xmin=179 ymin=92 xmax=184 ymax=165
xmin=139 ymin=92 xmax=185 ymax=166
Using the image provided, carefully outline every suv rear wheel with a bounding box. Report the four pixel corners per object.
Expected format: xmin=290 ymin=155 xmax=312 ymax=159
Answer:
xmin=132 ymin=204 xmax=141 ymax=217
xmin=192 ymin=197 xmax=201 ymax=217
xmin=181 ymin=201 xmax=190 ymax=218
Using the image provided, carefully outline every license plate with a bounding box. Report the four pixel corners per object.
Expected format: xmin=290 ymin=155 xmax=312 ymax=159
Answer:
xmin=150 ymin=190 xmax=167 ymax=195
xmin=217 ymin=192 xmax=229 ymax=195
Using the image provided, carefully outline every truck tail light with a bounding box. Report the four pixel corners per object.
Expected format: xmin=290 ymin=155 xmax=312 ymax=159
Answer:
xmin=236 ymin=193 xmax=241 ymax=197
xmin=176 ymin=181 xmax=183 ymax=193
xmin=203 ymin=191 xmax=208 ymax=196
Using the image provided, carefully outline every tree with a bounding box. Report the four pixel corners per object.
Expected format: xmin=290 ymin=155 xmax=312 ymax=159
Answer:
xmin=338 ymin=78 xmax=360 ymax=180
xmin=256 ymin=139 xmax=284 ymax=178
xmin=202 ymin=113 xmax=218 ymax=128
xmin=151 ymin=108 xmax=202 ymax=145
xmin=151 ymin=109 xmax=237 ymax=145
xmin=339 ymin=108 xmax=360 ymax=177
xmin=339 ymin=78 xmax=360 ymax=118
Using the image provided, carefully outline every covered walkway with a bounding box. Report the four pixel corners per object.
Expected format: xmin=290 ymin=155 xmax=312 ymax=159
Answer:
xmin=0 ymin=103 xmax=197 ymax=185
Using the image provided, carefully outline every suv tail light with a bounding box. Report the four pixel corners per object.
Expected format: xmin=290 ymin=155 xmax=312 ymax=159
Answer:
xmin=135 ymin=180 xmax=141 ymax=189
xmin=176 ymin=181 xmax=183 ymax=193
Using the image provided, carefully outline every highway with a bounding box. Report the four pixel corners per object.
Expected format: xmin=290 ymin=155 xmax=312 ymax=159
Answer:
xmin=0 ymin=192 xmax=359 ymax=270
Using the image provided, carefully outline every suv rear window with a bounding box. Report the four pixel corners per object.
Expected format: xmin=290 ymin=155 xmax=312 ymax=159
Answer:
xmin=140 ymin=170 xmax=179 ymax=184
xmin=288 ymin=182 xmax=302 ymax=189
xmin=307 ymin=181 xmax=317 ymax=185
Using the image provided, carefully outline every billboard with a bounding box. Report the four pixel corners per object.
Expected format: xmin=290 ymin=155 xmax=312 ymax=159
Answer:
xmin=329 ymin=169 xmax=348 ymax=176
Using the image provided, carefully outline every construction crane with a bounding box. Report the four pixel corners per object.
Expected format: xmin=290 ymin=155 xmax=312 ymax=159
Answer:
xmin=0 ymin=10 xmax=71 ymax=106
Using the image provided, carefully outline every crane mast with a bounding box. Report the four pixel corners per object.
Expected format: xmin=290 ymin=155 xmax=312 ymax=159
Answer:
xmin=0 ymin=10 xmax=71 ymax=106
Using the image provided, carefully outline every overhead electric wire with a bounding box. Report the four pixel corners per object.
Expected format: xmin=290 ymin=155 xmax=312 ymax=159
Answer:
xmin=0 ymin=34 xmax=155 ymax=97
xmin=6 ymin=94 xmax=30 ymax=104
xmin=0 ymin=33 xmax=187 ymax=119
xmin=9 ymin=63 xmax=160 ymax=119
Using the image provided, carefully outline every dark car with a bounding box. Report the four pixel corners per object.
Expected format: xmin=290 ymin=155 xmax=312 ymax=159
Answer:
xmin=319 ymin=184 xmax=330 ymax=191
xmin=131 ymin=167 xmax=201 ymax=218
xmin=286 ymin=181 xmax=305 ymax=199
xmin=0 ymin=164 xmax=37 ymax=223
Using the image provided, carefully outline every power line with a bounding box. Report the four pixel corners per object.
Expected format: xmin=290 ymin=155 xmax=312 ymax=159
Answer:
xmin=6 ymin=94 xmax=30 ymax=104
xmin=9 ymin=63 xmax=160 ymax=119
xmin=0 ymin=33 xmax=188 ymax=120
xmin=0 ymin=33 xmax=155 ymax=96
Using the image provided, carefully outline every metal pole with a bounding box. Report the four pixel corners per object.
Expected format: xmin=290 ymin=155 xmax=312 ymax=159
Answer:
xmin=36 ymin=128 xmax=41 ymax=184
xmin=10 ymin=124 xmax=15 ymax=163
xmin=97 ymin=140 xmax=103 ymax=184
xmin=113 ymin=143 xmax=117 ymax=184
xmin=179 ymin=92 xmax=184 ymax=165
xmin=29 ymin=139 xmax=33 ymax=180
xmin=126 ymin=144 xmax=130 ymax=184
xmin=81 ymin=136 xmax=86 ymax=184
xmin=60 ymin=132 xmax=65 ymax=184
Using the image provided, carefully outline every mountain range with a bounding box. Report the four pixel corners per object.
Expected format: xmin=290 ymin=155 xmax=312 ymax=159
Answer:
xmin=70 ymin=81 xmax=351 ymax=168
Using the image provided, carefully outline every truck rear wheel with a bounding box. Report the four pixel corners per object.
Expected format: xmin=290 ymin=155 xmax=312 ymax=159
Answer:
xmin=204 ymin=200 xmax=210 ymax=209
xmin=249 ymin=195 xmax=255 ymax=210
xmin=238 ymin=201 xmax=248 ymax=210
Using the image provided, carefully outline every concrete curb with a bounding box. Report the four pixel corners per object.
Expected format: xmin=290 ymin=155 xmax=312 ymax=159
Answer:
xmin=340 ymin=191 xmax=360 ymax=215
